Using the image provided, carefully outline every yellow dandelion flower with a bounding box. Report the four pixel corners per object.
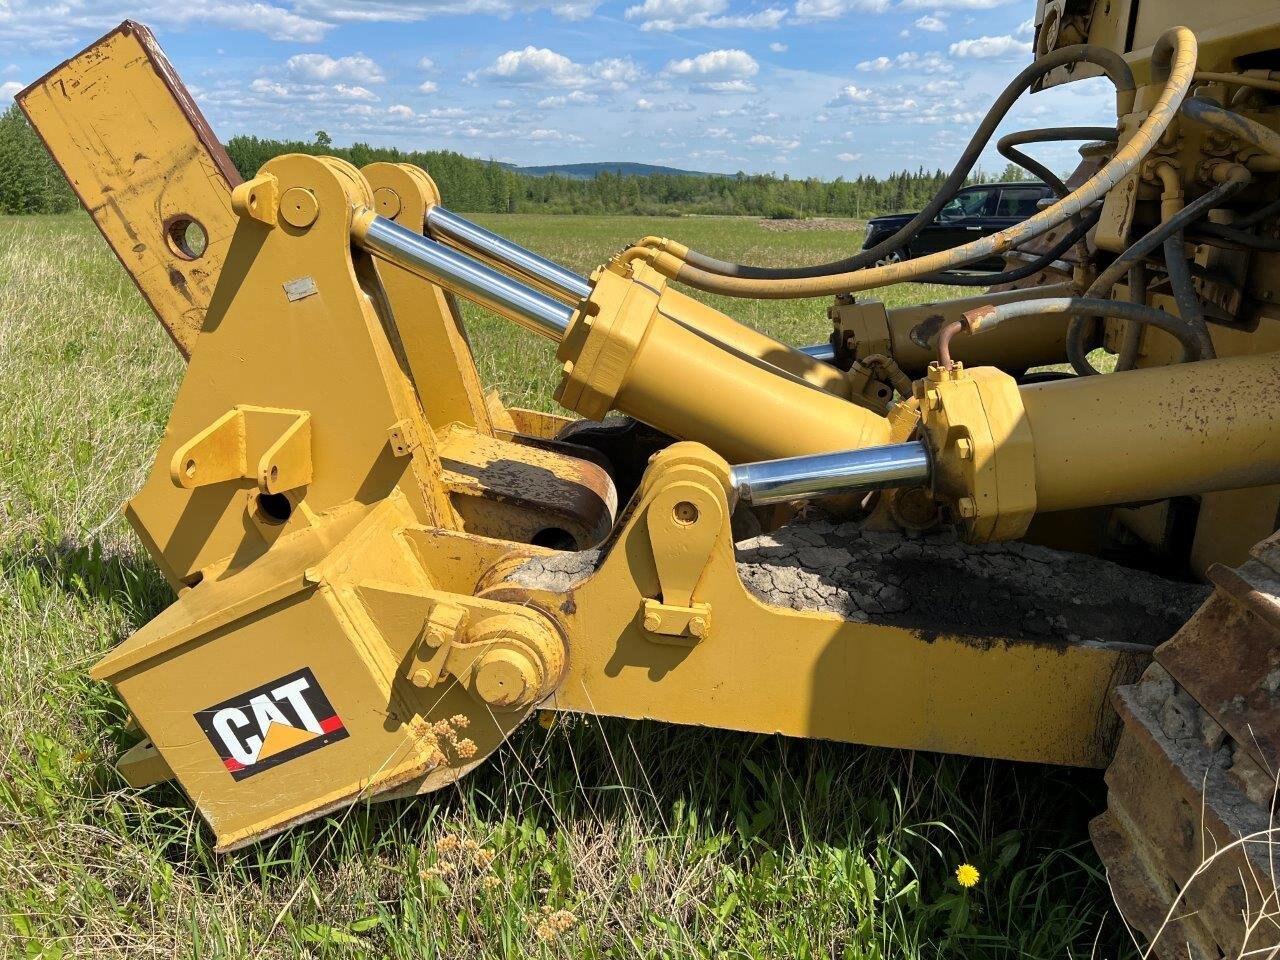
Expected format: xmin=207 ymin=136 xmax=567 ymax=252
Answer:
xmin=455 ymin=737 xmax=477 ymax=759
xmin=434 ymin=834 xmax=460 ymax=855
xmin=475 ymin=848 xmax=496 ymax=869
xmin=955 ymin=863 xmax=980 ymax=888
xmin=481 ymin=874 xmax=502 ymax=890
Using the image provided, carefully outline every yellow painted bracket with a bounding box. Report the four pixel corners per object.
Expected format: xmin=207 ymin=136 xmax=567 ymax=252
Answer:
xmin=117 ymin=738 xmax=174 ymax=788
xmin=640 ymin=468 xmax=725 ymax=645
xmin=170 ymin=405 xmax=312 ymax=494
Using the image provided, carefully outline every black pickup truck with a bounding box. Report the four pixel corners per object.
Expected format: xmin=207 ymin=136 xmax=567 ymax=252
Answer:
xmin=861 ymin=181 xmax=1055 ymax=271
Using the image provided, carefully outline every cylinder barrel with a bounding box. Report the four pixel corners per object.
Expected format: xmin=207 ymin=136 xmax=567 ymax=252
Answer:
xmin=1021 ymin=350 xmax=1280 ymax=511
xmin=731 ymin=441 xmax=930 ymax=505
xmin=659 ymin=285 xmax=852 ymax=397
xmin=354 ymin=211 xmax=575 ymax=340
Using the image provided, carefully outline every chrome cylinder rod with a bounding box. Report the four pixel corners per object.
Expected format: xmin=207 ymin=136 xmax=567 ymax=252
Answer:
xmin=354 ymin=211 xmax=575 ymax=340
xmin=797 ymin=342 xmax=836 ymax=363
xmin=731 ymin=441 xmax=931 ymax=506
xmin=426 ymin=205 xmax=593 ymax=302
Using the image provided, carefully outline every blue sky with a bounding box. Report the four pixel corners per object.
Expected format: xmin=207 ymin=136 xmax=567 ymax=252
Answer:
xmin=0 ymin=0 xmax=1115 ymax=179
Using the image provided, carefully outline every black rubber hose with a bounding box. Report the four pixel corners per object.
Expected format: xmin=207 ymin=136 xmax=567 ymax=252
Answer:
xmin=999 ymin=297 xmax=1206 ymax=378
xmin=1116 ymin=261 xmax=1148 ymax=371
xmin=1235 ymin=194 xmax=1280 ymax=230
xmin=1162 ymin=230 xmax=1216 ymax=359
xmin=1065 ymin=174 xmax=1251 ymax=375
xmin=1188 ymin=222 xmax=1280 ymax=250
xmin=996 ymin=126 xmax=1119 ymax=199
xmin=680 ymin=45 xmax=1135 ymax=281
xmin=914 ymin=208 xmax=1100 ymax=286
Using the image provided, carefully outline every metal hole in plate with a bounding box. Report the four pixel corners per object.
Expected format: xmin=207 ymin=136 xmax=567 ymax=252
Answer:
xmin=530 ymin=527 xmax=577 ymax=550
xmin=254 ymin=492 xmax=293 ymax=525
xmin=184 ymin=458 xmax=197 ymax=478
xmin=164 ymin=216 xmax=208 ymax=260
xmin=673 ymin=501 xmax=699 ymax=525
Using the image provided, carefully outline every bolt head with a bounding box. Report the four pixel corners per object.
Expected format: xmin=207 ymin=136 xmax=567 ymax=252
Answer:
xmin=688 ymin=616 xmax=708 ymax=638
xmin=643 ymin=611 xmax=662 ymax=632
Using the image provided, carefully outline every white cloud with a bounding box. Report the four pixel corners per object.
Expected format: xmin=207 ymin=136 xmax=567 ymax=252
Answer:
xmin=749 ymin=133 xmax=799 ymax=149
xmin=593 ymin=57 xmax=643 ymax=89
xmin=948 ymin=34 xmax=1032 ymax=58
xmin=1 ymin=80 xmax=22 ymax=100
xmin=769 ymin=41 xmax=788 ymax=52
xmin=286 ymin=53 xmax=386 ymax=83
xmin=539 ymin=90 xmax=600 ymax=107
xmin=472 ymin=47 xmax=641 ymax=91
xmin=417 ymin=57 xmax=435 ymax=70
xmin=0 ymin=0 xmax=332 ymax=45
xmin=793 ymin=0 xmax=887 ymax=19
xmin=828 ymin=84 xmax=874 ymax=104
xmin=418 ymin=80 xmax=439 ymax=94
xmin=624 ymin=0 xmax=784 ymax=31
xmin=914 ymin=13 xmax=946 ymax=30
xmin=836 ymin=152 xmax=862 ymax=162
xmin=899 ymin=0 xmax=1014 ymax=7
xmin=334 ymin=83 xmax=378 ymax=100
xmin=856 ymin=50 xmax=951 ymax=73
xmin=292 ymin=0 xmax=602 ymax=22
xmin=250 ymin=78 xmax=292 ymax=97
xmin=2 ymin=64 xmax=20 ymax=76
xmin=664 ymin=49 xmax=758 ymax=91
xmin=388 ymin=103 xmax=414 ymax=117
xmin=633 ymin=97 xmax=695 ymax=111
xmin=1015 ymin=16 xmax=1034 ymax=36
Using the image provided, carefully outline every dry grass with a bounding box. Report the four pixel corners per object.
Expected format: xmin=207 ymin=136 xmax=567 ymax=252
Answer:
xmin=1 ymin=211 xmax=1132 ymax=959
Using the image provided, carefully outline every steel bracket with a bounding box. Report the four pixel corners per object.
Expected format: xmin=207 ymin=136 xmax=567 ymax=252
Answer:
xmin=169 ymin=405 xmax=312 ymax=494
xmin=640 ymin=471 xmax=725 ymax=645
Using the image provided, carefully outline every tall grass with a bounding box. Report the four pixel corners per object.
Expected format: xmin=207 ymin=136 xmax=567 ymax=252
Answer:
xmin=0 ymin=212 xmax=1131 ymax=958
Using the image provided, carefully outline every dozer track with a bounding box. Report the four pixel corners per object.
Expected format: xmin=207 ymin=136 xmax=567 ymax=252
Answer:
xmin=1095 ymin=528 xmax=1280 ymax=957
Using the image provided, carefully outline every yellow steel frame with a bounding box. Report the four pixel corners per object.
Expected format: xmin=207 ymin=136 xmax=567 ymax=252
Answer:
xmin=21 ymin=21 xmax=1178 ymax=851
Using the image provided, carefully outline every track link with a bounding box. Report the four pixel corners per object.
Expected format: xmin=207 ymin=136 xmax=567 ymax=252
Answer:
xmin=1095 ymin=530 xmax=1280 ymax=957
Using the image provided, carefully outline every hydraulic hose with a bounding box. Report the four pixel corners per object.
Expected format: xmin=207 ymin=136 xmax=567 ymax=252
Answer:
xmin=1192 ymin=71 xmax=1280 ymax=94
xmin=1162 ymin=231 xmax=1215 ymax=359
xmin=1181 ymin=96 xmax=1280 ymax=161
xmin=993 ymin=127 xmax=1116 ymax=271
xmin=1064 ymin=155 xmax=1252 ymax=374
xmin=947 ymin=297 xmax=1205 ymax=371
xmin=636 ymin=27 xmax=1194 ymax=300
xmin=915 ymin=208 xmax=1099 ymax=286
xmin=1115 ymin=262 xmax=1148 ymax=371
xmin=996 ymin=126 xmax=1119 ymax=199
xmin=629 ymin=45 xmax=1135 ymax=282
xmin=1188 ymin=222 xmax=1280 ymax=250
xmin=1235 ymin=194 xmax=1280 ymax=230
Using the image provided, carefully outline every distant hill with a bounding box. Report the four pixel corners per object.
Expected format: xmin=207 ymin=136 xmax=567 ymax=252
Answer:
xmin=510 ymin=161 xmax=722 ymax=179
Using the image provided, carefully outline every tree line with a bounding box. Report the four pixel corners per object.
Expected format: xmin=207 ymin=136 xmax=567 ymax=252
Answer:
xmin=1 ymin=106 xmax=1028 ymax=219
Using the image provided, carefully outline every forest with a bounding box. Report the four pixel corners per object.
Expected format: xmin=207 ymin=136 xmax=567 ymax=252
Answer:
xmin=1 ymin=106 xmax=1027 ymax=218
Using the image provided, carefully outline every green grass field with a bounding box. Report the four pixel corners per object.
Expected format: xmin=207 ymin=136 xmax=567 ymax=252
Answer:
xmin=0 ymin=212 xmax=1131 ymax=959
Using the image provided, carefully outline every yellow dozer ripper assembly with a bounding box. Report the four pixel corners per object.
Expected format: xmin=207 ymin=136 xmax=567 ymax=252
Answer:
xmin=17 ymin=7 xmax=1280 ymax=955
